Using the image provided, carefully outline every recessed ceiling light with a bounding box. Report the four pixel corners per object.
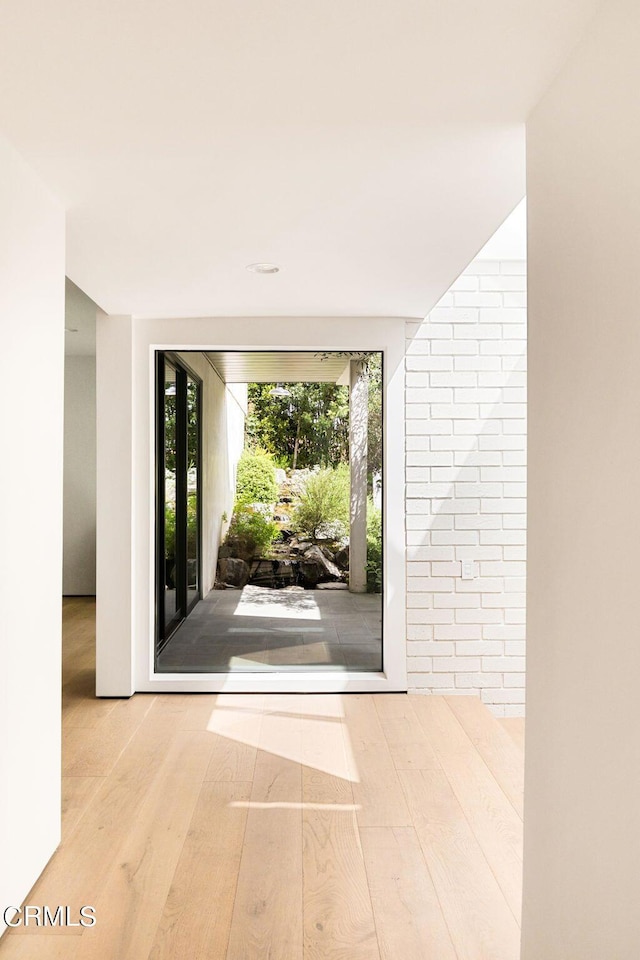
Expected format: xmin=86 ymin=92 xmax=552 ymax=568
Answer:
xmin=246 ymin=262 xmax=280 ymax=274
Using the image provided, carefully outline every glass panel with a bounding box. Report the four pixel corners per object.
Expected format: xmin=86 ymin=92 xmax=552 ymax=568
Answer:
xmin=157 ymin=350 xmax=383 ymax=675
xmin=186 ymin=375 xmax=199 ymax=609
xmin=163 ymin=363 xmax=178 ymax=634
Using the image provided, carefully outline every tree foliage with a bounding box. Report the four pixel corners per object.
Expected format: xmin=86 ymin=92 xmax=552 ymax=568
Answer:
xmin=245 ymin=353 xmax=382 ymax=477
xmin=163 ymin=378 xmax=199 ymax=473
xmin=246 ymin=382 xmax=349 ymax=469
xmin=293 ymin=466 xmax=350 ymax=541
xmin=366 ymin=500 xmax=382 ymax=593
xmin=366 ymin=353 xmax=382 ymax=479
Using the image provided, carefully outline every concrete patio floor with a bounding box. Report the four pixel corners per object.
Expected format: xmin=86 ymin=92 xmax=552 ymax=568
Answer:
xmin=157 ymin=585 xmax=382 ymax=673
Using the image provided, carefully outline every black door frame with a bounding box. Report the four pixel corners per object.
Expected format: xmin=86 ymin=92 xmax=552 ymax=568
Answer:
xmin=155 ymin=351 xmax=202 ymax=656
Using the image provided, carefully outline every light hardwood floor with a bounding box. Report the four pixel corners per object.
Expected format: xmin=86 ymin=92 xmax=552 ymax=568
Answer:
xmin=0 ymin=598 xmax=525 ymax=960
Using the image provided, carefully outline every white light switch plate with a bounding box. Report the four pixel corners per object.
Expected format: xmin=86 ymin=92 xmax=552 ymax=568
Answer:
xmin=460 ymin=560 xmax=477 ymax=580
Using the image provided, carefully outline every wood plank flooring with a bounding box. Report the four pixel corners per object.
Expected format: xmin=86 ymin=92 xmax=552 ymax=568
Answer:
xmin=500 ymin=718 xmax=526 ymax=754
xmin=0 ymin=597 xmax=525 ymax=960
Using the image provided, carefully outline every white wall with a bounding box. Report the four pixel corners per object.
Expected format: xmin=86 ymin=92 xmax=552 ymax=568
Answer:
xmin=405 ymin=259 xmax=527 ymax=716
xmin=177 ymin=353 xmax=246 ymax=592
xmin=63 ymin=355 xmax=96 ymax=594
xmin=96 ymin=313 xmax=134 ymax=696
xmin=95 ymin=315 xmax=406 ymax=696
xmin=0 ymin=135 xmax=65 ymax=932
xmin=226 ymin=383 xmax=248 ymax=507
xmin=523 ymin=0 xmax=640 ymax=956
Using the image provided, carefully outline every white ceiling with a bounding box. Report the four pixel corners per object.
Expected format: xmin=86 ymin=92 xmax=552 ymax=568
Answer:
xmin=0 ymin=1 xmax=599 ymax=319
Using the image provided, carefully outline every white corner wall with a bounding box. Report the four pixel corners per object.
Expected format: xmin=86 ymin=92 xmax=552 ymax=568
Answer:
xmin=523 ymin=0 xmax=640 ymax=956
xmin=63 ymin=355 xmax=97 ymax=594
xmin=405 ymin=259 xmax=527 ymax=716
xmin=0 ymin=135 xmax=65 ymax=931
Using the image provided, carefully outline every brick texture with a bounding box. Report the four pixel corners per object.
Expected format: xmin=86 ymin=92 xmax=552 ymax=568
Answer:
xmin=405 ymin=259 xmax=527 ymax=716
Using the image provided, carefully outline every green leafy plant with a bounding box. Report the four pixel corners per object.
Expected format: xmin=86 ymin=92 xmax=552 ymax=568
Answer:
xmin=165 ymin=501 xmax=176 ymax=556
xmin=235 ymin=448 xmax=279 ymax=505
xmin=222 ymin=506 xmax=279 ymax=561
xmin=187 ymin=493 xmax=198 ymax=554
xmin=366 ymin=501 xmax=382 ymax=593
xmin=165 ymin=495 xmax=198 ymax=557
xmin=293 ymin=465 xmax=350 ymax=541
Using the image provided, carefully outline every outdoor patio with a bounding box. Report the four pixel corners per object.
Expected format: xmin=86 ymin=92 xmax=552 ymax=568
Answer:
xmin=157 ymin=585 xmax=382 ymax=673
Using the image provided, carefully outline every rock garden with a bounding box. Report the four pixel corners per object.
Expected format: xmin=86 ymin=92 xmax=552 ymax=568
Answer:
xmin=216 ymin=449 xmax=381 ymax=594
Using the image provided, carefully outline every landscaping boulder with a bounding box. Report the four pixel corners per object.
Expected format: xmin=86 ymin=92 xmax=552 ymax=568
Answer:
xmin=216 ymin=557 xmax=250 ymax=588
xmin=288 ymin=534 xmax=311 ymax=556
xmin=298 ymin=544 xmax=342 ymax=587
xmin=319 ymin=545 xmax=337 ymax=562
xmin=334 ymin=545 xmax=349 ymax=570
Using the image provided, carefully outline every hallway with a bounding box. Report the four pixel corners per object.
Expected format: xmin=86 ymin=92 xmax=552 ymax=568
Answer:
xmin=0 ymin=598 xmax=525 ymax=959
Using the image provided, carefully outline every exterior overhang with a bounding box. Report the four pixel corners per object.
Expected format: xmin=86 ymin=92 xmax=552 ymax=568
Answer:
xmin=204 ymin=350 xmax=353 ymax=384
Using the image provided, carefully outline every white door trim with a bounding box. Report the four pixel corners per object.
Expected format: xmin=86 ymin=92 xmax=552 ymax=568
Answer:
xmin=98 ymin=316 xmax=408 ymax=695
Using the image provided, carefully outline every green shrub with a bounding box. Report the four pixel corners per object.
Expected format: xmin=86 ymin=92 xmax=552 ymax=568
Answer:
xmin=235 ymin=448 xmax=279 ymax=505
xmin=293 ymin=465 xmax=350 ymax=540
xmin=272 ymin=453 xmax=291 ymax=470
xmin=187 ymin=493 xmax=198 ymax=554
xmin=366 ymin=501 xmax=382 ymax=593
xmin=223 ymin=506 xmax=279 ymax=561
xmin=165 ymin=494 xmax=198 ymax=557
xmin=165 ymin=501 xmax=176 ymax=556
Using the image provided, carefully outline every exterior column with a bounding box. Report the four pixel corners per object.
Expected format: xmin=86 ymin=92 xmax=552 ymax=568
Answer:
xmin=349 ymin=359 xmax=368 ymax=593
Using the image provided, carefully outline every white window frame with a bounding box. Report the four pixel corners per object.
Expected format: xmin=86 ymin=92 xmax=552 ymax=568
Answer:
xmin=99 ymin=316 xmax=407 ymax=695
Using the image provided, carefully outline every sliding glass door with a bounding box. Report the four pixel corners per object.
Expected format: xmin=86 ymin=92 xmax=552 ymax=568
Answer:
xmin=156 ymin=353 xmax=201 ymax=653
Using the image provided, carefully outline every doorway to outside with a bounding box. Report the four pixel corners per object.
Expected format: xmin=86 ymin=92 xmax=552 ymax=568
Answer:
xmin=155 ymin=350 xmax=383 ymax=675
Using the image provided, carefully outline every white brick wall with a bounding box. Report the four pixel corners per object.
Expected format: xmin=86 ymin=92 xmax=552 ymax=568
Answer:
xmin=404 ymin=259 xmax=527 ymax=716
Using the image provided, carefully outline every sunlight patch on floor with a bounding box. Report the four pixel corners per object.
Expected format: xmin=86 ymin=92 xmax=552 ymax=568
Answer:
xmin=233 ymin=585 xmax=321 ymax=621
xmin=206 ymin=693 xmax=359 ymax=782
xmin=227 ymin=641 xmax=339 ymax=668
xmin=229 ymin=801 xmax=361 ymax=811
